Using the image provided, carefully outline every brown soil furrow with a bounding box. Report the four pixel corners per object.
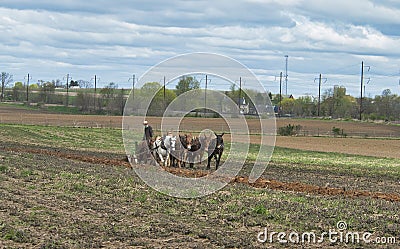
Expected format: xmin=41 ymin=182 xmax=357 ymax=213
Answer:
xmin=4 ymin=146 xmax=400 ymax=202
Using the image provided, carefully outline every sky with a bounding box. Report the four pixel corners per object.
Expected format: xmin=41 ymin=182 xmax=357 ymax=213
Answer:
xmin=1 ymin=0 xmax=400 ymax=97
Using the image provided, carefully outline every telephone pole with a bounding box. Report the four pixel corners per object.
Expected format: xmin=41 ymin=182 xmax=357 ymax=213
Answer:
xmin=238 ymin=77 xmax=242 ymax=111
xmin=121 ymin=88 xmax=125 ymax=116
xmin=91 ymin=75 xmax=99 ymax=111
xmin=359 ymin=61 xmax=370 ymax=120
xmin=63 ymin=74 xmax=70 ymax=106
xmin=204 ymin=75 xmax=207 ymax=117
xmin=274 ymin=72 xmax=283 ymax=116
xmin=94 ymin=75 xmax=97 ymax=93
xmin=314 ymin=74 xmax=327 ymax=116
xmin=129 ymin=74 xmax=135 ymax=103
xmin=200 ymin=75 xmax=211 ymax=116
xmin=163 ymin=76 xmax=166 ymax=111
xmin=24 ymin=73 xmax=32 ymax=102
xmin=279 ymin=72 xmax=282 ymax=116
xmin=284 ymin=55 xmax=289 ymax=96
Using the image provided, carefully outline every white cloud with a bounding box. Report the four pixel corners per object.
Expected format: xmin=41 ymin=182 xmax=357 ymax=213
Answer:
xmin=0 ymin=1 xmax=399 ymax=95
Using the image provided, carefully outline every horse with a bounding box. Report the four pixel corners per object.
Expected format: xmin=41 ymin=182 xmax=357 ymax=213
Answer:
xmin=152 ymin=135 xmax=177 ymax=167
xmin=153 ymin=136 xmax=167 ymax=166
xmin=164 ymin=135 xmax=177 ymax=167
xmin=199 ymin=133 xmax=213 ymax=163
xmin=135 ymin=138 xmax=155 ymax=165
xmin=169 ymin=134 xmax=185 ymax=168
xmin=179 ymin=134 xmax=193 ymax=168
xmin=187 ymin=136 xmax=202 ymax=168
xmin=207 ymin=133 xmax=224 ymax=170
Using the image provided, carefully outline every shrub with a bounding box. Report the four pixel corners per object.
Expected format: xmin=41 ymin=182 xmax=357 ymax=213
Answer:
xmin=332 ymin=127 xmax=347 ymax=138
xmin=278 ymin=124 xmax=302 ymax=136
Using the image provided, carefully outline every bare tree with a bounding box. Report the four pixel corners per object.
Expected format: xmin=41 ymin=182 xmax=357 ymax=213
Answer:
xmin=1 ymin=72 xmax=13 ymax=102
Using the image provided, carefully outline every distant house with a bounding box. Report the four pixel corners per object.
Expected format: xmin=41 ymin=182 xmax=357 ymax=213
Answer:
xmin=239 ymin=97 xmax=249 ymax=114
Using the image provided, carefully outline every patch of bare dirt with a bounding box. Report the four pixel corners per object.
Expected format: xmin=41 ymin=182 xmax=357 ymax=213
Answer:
xmin=276 ymin=136 xmax=400 ymax=159
xmin=1 ymin=104 xmax=400 ymax=136
xmin=3 ymin=143 xmax=400 ymax=202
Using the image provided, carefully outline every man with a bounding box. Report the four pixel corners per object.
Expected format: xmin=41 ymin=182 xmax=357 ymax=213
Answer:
xmin=143 ymin=120 xmax=153 ymax=143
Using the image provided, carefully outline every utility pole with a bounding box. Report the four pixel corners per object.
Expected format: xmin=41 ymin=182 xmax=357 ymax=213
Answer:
xmin=94 ymin=75 xmax=97 ymax=93
xmin=204 ymin=74 xmax=207 ymax=117
xmin=24 ymin=73 xmax=32 ymax=102
xmin=284 ymin=55 xmax=289 ymax=96
xmin=129 ymin=74 xmax=135 ymax=104
xmin=200 ymin=75 xmax=211 ymax=117
xmin=279 ymin=72 xmax=282 ymax=116
xmin=314 ymin=74 xmax=327 ymax=117
xmin=91 ymin=75 xmax=99 ymax=111
xmin=359 ymin=61 xmax=370 ymax=120
xmin=63 ymin=74 xmax=70 ymax=106
xmin=238 ymin=77 xmax=242 ymax=112
xmin=274 ymin=72 xmax=283 ymax=116
xmin=163 ymin=76 xmax=166 ymax=111
xmin=121 ymin=88 xmax=125 ymax=116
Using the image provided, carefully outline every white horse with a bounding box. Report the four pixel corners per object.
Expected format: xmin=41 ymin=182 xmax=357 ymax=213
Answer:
xmin=165 ymin=135 xmax=177 ymax=167
xmin=153 ymin=135 xmax=176 ymax=166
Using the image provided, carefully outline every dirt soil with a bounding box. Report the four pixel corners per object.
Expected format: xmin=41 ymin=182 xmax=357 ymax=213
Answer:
xmin=1 ymin=104 xmax=400 ymax=159
xmin=2 ymin=142 xmax=399 ymax=202
xmin=275 ymin=136 xmax=400 ymax=159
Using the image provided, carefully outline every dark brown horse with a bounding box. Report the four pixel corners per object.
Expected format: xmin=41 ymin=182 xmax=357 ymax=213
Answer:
xmin=135 ymin=138 xmax=155 ymax=165
xmin=187 ymin=136 xmax=202 ymax=168
xmin=207 ymin=133 xmax=224 ymax=170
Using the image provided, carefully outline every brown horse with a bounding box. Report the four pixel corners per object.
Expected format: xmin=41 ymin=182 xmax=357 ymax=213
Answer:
xmin=178 ymin=134 xmax=192 ymax=167
xmin=199 ymin=133 xmax=213 ymax=163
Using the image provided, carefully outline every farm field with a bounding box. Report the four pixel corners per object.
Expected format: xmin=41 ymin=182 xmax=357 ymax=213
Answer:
xmin=0 ymin=105 xmax=400 ymax=248
xmin=1 ymin=103 xmax=400 ymax=158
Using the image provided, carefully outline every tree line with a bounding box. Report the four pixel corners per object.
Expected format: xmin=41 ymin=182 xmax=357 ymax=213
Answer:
xmin=1 ymin=71 xmax=399 ymax=120
xmin=274 ymin=86 xmax=400 ymax=121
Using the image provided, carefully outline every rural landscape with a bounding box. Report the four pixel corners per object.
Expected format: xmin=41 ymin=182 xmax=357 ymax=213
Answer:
xmin=0 ymin=101 xmax=399 ymax=248
xmin=1 ymin=1 xmax=400 ymax=248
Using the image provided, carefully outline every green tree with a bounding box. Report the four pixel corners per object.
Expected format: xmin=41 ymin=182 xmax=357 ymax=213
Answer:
xmin=281 ymin=98 xmax=295 ymax=115
xmin=143 ymin=82 xmax=177 ymax=116
xmin=1 ymin=72 xmax=13 ymax=101
xmin=29 ymin=83 xmax=39 ymax=90
xmin=39 ymin=81 xmax=56 ymax=103
xmin=14 ymin=82 xmax=23 ymax=88
xmin=175 ymin=76 xmax=200 ymax=96
xmin=379 ymin=89 xmax=396 ymax=121
xmin=99 ymin=83 xmax=118 ymax=113
xmin=293 ymin=96 xmax=316 ymax=117
xmin=70 ymin=80 xmax=79 ymax=87
xmin=321 ymin=86 xmax=357 ymax=118
xmin=12 ymin=82 xmax=24 ymax=101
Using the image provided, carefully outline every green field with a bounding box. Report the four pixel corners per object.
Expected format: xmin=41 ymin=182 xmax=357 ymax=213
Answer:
xmin=0 ymin=123 xmax=399 ymax=248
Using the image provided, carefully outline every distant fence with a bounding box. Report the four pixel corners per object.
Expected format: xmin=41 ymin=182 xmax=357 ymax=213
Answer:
xmin=297 ymin=129 xmax=400 ymax=138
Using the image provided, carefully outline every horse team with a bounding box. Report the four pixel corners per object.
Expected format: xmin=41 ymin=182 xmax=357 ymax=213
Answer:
xmin=135 ymin=132 xmax=225 ymax=170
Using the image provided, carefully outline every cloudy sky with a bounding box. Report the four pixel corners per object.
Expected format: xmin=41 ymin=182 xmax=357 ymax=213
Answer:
xmin=1 ymin=0 xmax=400 ymax=97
